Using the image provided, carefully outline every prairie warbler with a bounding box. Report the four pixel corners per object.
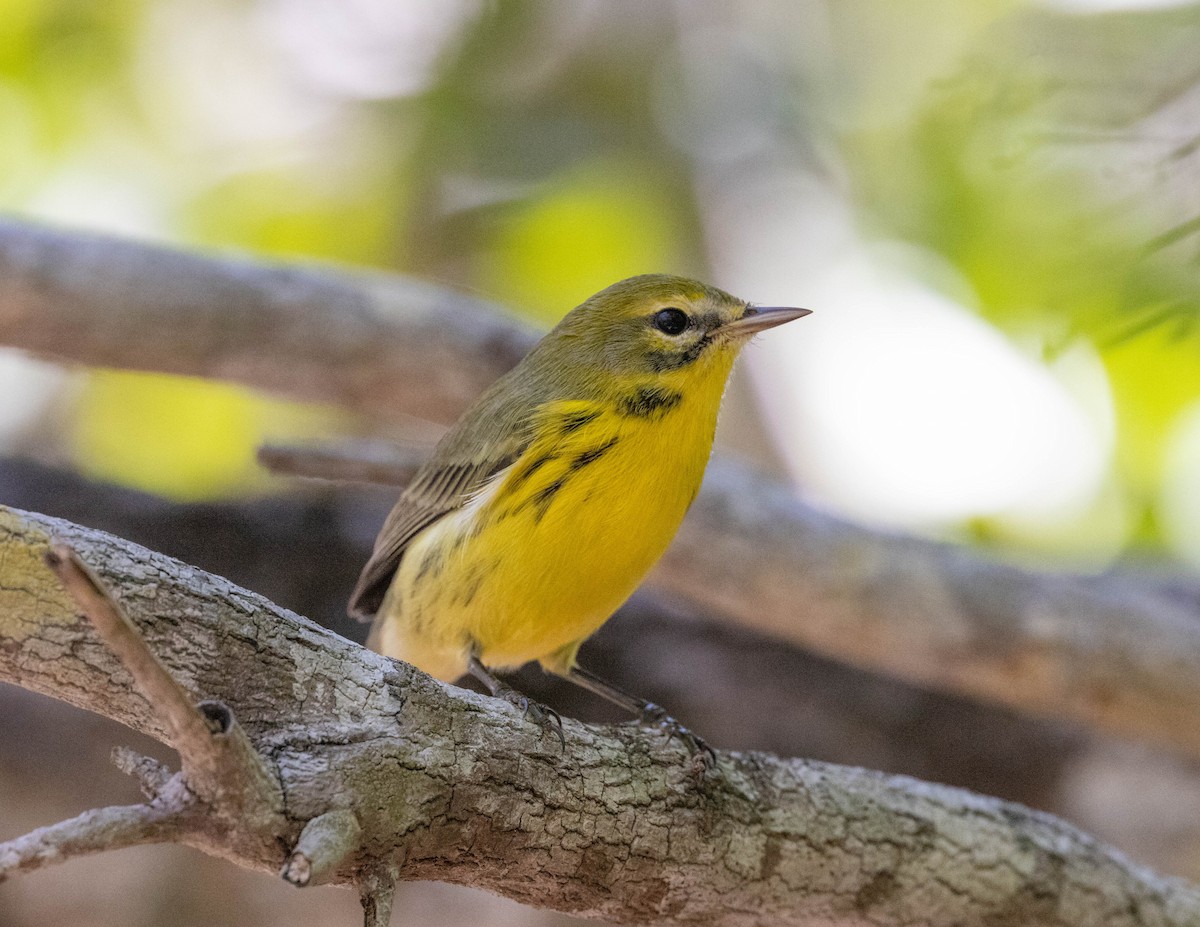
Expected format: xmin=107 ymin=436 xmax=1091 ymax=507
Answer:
xmin=350 ymin=275 xmax=808 ymax=757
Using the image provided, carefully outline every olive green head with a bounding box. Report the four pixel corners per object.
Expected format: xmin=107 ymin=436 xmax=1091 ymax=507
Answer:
xmin=538 ymin=274 xmax=809 ymax=378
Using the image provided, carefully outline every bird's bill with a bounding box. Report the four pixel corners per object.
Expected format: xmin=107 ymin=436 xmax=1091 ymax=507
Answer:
xmin=718 ymin=305 xmax=812 ymax=337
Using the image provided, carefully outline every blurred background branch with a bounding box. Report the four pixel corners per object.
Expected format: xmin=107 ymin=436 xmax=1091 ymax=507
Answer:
xmin=0 ymin=218 xmax=535 ymax=423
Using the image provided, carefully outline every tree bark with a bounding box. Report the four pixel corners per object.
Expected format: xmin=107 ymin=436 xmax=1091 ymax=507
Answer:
xmin=1 ymin=503 xmax=1197 ymax=926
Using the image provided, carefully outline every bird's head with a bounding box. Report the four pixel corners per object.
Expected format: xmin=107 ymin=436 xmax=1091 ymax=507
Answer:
xmin=542 ymin=274 xmax=810 ymax=386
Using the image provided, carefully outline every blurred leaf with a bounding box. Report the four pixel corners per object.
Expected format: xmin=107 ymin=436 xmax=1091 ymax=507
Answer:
xmin=837 ymin=3 xmax=1200 ymax=554
xmin=848 ymin=3 xmax=1200 ymax=335
xmin=72 ymin=371 xmax=338 ymax=501
xmin=475 ymin=160 xmax=685 ymax=322
xmin=185 ymin=167 xmax=400 ymax=265
xmin=1104 ymin=326 xmax=1200 ymax=495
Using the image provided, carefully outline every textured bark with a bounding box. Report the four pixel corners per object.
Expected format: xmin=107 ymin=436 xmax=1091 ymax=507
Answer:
xmin=2 ymin=505 xmax=1197 ymax=926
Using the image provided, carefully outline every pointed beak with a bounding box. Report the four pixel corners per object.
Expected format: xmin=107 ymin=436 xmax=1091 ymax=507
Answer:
xmin=718 ymin=305 xmax=812 ymax=338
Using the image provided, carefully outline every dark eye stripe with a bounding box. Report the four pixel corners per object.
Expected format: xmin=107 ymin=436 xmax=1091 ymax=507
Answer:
xmin=645 ymin=338 xmax=707 ymax=372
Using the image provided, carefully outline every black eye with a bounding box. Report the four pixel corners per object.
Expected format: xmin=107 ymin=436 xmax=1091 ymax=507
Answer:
xmin=653 ymin=307 xmax=689 ymax=336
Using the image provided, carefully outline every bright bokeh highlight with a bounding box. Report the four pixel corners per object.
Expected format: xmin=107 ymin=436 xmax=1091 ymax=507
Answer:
xmin=746 ymin=246 xmax=1114 ymax=533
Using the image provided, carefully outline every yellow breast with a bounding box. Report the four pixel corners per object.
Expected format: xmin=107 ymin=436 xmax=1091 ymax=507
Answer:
xmin=383 ymin=368 xmax=731 ymax=681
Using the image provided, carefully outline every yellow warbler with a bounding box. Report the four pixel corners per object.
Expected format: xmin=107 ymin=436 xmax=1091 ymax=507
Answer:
xmin=351 ymin=274 xmax=808 ymax=757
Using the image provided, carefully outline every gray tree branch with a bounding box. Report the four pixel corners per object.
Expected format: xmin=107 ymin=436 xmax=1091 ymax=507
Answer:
xmin=41 ymin=542 xmax=286 ymax=857
xmin=0 ymin=803 xmax=185 ymax=881
xmin=0 ymin=218 xmax=536 ymax=423
xmin=660 ymin=462 xmax=1200 ymax=758
xmin=2 ymin=505 xmax=1197 ymax=926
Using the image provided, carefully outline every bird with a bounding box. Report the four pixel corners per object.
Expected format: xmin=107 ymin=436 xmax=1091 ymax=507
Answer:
xmin=349 ymin=274 xmax=809 ymax=760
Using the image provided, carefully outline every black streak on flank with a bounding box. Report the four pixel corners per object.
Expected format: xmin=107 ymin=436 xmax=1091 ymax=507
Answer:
xmin=455 ymin=562 xmax=486 ymax=607
xmin=498 ymin=449 xmax=559 ymax=521
xmin=508 ymin=451 xmax=556 ymax=491
xmin=618 ymin=386 xmax=683 ymax=419
xmin=532 ymin=477 xmax=568 ymax=522
xmin=569 ymin=437 xmax=620 ymax=472
xmin=414 ymin=546 xmax=445 ymax=585
xmin=559 ymin=409 xmax=601 ymax=434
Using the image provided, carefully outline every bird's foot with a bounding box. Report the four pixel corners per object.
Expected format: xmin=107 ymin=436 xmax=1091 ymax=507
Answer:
xmin=493 ymin=682 xmax=565 ymax=750
xmin=639 ymin=703 xmax=717 ymax=773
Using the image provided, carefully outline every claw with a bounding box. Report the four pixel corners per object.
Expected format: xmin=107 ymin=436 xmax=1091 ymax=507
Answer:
xmin=639 ymin=703 xmax=717 ymax=773
xmin=496 ymin=685 xmax=566 ymax=750
xmin=522 ymin=698 xmax=566 ymax=750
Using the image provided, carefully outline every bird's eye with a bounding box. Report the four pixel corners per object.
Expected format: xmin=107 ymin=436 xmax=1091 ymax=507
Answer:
xmin=653 ymin=307 xmax=689 ymax=336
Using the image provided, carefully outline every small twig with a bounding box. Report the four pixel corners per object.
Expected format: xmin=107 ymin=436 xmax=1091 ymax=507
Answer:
xmin=257 ymin=440 xmax=427 ymax=487
xmin=358 ymin=866 xmax=397 ymax=927
xmin=43 ymin=544 xmax=218 ymax=760
xmin=111 ymin=746 xmax=173 ymax=800
xmin=43 ymin=544 xmax=283 ymax=822
xmin=190 ymin=699 xmax=285 ymax=818
xmin=281 ymin=809 xmax=362 ymax=887
xmin=0 ymin=803 xmax=183 ymax=882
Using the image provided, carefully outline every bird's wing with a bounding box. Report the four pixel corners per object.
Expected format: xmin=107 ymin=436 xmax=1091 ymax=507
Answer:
xmin=348 ymin=353 xmax=561 ymax=622
xmin=348 ymin=433 xmax=527 ymax=620
xmin=348 ymin=326 xmax=610 ymax=620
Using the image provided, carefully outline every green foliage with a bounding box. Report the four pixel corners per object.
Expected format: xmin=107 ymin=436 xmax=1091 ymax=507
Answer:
xmin=839 ymin=4 xmax=1200 ymax=551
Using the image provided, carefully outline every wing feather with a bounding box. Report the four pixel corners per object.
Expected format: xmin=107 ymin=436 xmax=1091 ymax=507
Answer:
xmin=348 ymin=442 xmax=524 ymax=619
xmin=347 ymin=354 xmax=558 ymax=620
xmin=349 ymin=324 xmax=605 ymax=621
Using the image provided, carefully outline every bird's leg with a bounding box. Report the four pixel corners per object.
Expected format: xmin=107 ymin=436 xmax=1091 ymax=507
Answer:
xmin=467 ymin=655 xmax=564 ymax=748
xmin=563 ymin=665 xmax=716 ymax=767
